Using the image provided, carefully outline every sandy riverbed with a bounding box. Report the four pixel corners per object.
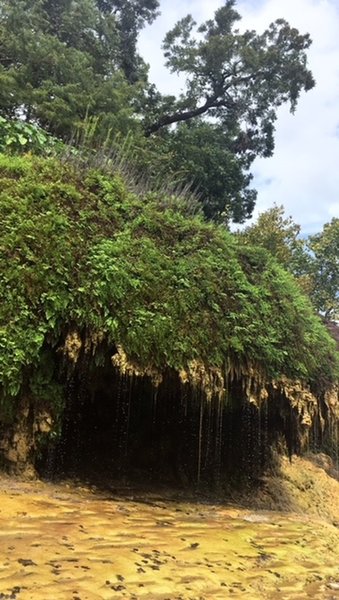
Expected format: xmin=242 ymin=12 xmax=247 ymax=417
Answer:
xmin=0 ymin=457 xmax=338 ymax=600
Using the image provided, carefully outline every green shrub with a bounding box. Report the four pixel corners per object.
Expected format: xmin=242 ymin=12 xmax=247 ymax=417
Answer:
xmin=0 ymin=117 xmax=64 ymax=155
xmin=0 ymin=154 xmax=337 ymax=411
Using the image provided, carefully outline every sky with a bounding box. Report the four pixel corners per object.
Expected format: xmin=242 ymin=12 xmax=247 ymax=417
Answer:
xmin=139 ymin=0 xmax=339 ymax=235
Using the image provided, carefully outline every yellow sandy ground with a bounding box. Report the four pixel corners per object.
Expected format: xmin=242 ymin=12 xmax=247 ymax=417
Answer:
xmin=0 ymin=457 xmax=338 ymax=600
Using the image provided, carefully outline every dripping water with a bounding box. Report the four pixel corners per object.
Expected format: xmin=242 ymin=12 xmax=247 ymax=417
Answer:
xmin=262 ymin=399 xmax=269 ymax=471
xmin=151 ymin=386 xmax=158 ymax=432
xmin=124 ymin=373 xmax=133 ymax=469
xmin=196 ymin=390 xmax=204 ymax=486
xmin=214 ymin=395 xmax=223 ymax=488
xmin=204 ymin=397 xmax=212 ymax=477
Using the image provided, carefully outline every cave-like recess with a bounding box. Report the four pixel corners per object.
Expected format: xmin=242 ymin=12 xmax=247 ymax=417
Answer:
xmin=38 ymin=353 xmax=300 ymax=490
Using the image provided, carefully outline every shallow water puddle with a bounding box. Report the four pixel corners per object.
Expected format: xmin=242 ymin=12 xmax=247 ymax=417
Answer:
xmin=0 ymin=478 xmax=338 ymax=600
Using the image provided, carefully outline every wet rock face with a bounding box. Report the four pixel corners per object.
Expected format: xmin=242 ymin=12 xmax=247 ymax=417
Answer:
xmin=1 ymin=356 xmax=337 ymax=490
xmin=307 ymin=453 xmax=339 ymax=480
xmin=0 ymin=431 xmax=36 ymax=479
xmin=0 ymin=398 xmax=53 ymax=479
xmin=35 ymin=368 xmax=282 ymax=487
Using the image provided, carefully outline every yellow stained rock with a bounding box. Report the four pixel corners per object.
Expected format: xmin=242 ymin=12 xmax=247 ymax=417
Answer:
xmin=0 ymin=457 xmax=338 ymax=600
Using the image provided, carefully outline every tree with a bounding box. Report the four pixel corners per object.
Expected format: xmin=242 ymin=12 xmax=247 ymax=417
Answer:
xmin=239 ymin=205 xmax=322 ymax=302
xmin=96 ymin=0 xmax=160 ymax=82
xmin=146 ymin=1 xmax=314 ymax=146
xmin=240 ymin=205 xmax=303 ymax=268
xmin=307 ymin=218 xmax=339 ymax=320
xmin=152 ymin=121 xmax=257 ymax=222
xmin=0 ymin=0 xmax=316 ymax=223
xmin=0 ymin=0 xmax=141 ymax=138
xmin=141 ymin=1 xmax=314 ymax=222
xmin=241 ymin=209 xmax=339 ymax=321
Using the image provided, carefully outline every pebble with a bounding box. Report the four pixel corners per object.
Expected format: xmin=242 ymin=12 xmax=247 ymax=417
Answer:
xmin=327 ymin=582 xmax=339 ymax=591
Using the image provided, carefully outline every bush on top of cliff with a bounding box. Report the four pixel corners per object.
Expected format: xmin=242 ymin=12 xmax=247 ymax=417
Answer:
xmin=0 ymin=153 xmax=337 ymax=401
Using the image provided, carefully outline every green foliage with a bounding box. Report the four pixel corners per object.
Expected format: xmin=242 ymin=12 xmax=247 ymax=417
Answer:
xmin=241 ymin=209 xmax=339 ymax=322
xmin=0 ymin=154 xmax=337 ymax=411
xmin=96 ymin=0 xmax=160 ymax=83
xmin=0 ymin=116 xmax=64 ymax=155
xmin=239 ymin=205 xmax=303 ymax=268
xmin=141 ymin=1 xmax=314 ymax=221
xmin=0 ymin=0 xmax=315 ymax=222
xmin=29 ymin=349 xmax=64 ymax=415
xmin=134 ymin=121 xmax=257 ymax=223
xmin=147 ymin=1 xmax=314 ymax=146
xmin=0 ymin=0 xmax=141 ymax=139
xmin=307 ymin=218 xmax=339 ymax=320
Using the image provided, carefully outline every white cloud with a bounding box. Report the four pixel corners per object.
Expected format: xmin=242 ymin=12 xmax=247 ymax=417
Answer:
xmin=139 ymin=0 xmax=339 ymax=234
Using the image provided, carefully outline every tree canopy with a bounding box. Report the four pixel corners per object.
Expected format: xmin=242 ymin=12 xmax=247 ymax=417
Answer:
xmin=96 ymin=0 xmax=160 ymax=82
xmin=240 ymin=205 xmax=302 ymax=269
xmin=239 ymin=207 xmax=339 ymax=323
xmin=146 ymin=2 xmax=314 ymax=146
xmin=138 ymin=121 xmax=257 ymax=222
xmin=0 ymin=0 xmax=315 ymax=222
xmin=307 ymin=219 xmax=339 ymax=320
xmin=0 ymin=0 xmax=142 ymax=137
